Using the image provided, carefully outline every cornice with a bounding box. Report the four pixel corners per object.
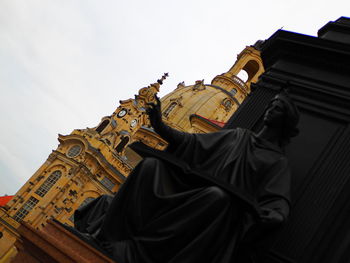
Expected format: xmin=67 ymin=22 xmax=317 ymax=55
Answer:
xmin=261 ymin=29 xmax=350 ymax=71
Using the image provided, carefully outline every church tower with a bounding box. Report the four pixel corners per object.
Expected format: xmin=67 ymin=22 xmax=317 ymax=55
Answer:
xmin=0 ymin=44 xmax=263 ymax=261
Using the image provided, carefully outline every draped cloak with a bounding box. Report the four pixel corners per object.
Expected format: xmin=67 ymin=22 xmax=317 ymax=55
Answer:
xmin=74 ymin=128 xmax=291 ymax=263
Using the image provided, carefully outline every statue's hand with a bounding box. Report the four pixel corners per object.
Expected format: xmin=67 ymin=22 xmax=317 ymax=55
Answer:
xmin=146 ymin=95 xmax=162 ymax=128
xmin=259 ymin=207 xmax=284 ymax=225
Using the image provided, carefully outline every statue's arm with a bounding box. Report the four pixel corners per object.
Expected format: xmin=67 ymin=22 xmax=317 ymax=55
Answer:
xmin=257 ymin=158 xmax=291 ymax=225
xmin=147 ymin=95 xmax=187 ymax=147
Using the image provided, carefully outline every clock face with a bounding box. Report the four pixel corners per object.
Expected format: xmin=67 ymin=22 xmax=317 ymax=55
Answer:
xmin=117 ymin=109 xmax=127 ymax=118
xmin=130 ymin=119 xmax=138 ymax=128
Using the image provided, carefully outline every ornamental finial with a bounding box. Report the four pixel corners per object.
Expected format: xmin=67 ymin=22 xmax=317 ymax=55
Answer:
xmin=157 ymin=73 xmax=169 ymax=85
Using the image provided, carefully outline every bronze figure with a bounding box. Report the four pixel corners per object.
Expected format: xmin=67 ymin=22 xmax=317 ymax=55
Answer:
xmin=73 ymin=91 xmax=299 ymax=263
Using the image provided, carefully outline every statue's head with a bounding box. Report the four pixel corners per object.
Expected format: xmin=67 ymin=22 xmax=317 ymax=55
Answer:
xmin=263 ymin=90 xmax=300 ymax=146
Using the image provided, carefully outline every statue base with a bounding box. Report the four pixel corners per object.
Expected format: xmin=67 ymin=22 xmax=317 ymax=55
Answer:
xmin=12 ymin=220 xmax=116 ymax=263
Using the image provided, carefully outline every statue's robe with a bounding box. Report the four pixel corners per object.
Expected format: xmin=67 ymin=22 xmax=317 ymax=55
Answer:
xmin=74 ymin=128 xmax=291 ymax=263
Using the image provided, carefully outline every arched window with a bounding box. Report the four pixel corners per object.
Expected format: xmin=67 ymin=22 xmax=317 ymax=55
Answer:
xmin=230 ymin=88 xmax=237 ymax=96
xmin=116 ymin=136 xmax=130 ymax=153
xmin=96 ymin=119 xmax=110 ymax=133
xmin=224 ymin=100 xmax=232 ymax=111
xmin=163 ymin=102 xmax=177 ymax=117
xmin=222 ymin=98 xmax=234 ymax=112
xmin=35 ymin=170 xmax=62 ymax=197
xmin=242 ymin=60 xmax=260 ymax=82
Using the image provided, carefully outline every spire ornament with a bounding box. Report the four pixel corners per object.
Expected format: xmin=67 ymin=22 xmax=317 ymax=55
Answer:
xmin=136 ymin=73 xmax=169 ymax=107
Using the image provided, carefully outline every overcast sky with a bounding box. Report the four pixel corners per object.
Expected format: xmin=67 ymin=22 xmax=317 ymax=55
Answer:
xmin=0 ymin=1 xmax=347 ymax=196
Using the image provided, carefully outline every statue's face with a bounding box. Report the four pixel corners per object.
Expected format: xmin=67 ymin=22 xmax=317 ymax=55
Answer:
xmin=263 ymin=99 xmax=286 ymax=127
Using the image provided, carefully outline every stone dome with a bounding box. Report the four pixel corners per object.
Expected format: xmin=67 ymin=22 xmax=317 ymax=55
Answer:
xmin=161 ymin=81 xmax=240 ymax=132
xmin=160 ymin=46 xmax=264 ymax=133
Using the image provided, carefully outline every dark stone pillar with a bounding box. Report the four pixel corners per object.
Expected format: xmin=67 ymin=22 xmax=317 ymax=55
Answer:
xmin=225 ymin=17 xmax=350 ymax=263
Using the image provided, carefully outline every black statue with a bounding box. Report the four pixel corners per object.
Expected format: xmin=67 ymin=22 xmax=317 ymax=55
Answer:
xmin=73 ymin=91 xmax=300 ymax=263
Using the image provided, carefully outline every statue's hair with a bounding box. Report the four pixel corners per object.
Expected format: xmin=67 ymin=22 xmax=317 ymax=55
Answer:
xmin=269 ymin=90 xmax=300 ymax=146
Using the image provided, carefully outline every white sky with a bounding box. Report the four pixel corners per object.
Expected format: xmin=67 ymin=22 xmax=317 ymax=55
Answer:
xmin=0 ymin=0 xmax=347 ymax=195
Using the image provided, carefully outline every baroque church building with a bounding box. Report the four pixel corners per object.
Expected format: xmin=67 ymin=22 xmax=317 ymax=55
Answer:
xmin=2 ymin=17 xmax=350 ymax=263
xmin=0 ymin=45 xmax=264 ymax=261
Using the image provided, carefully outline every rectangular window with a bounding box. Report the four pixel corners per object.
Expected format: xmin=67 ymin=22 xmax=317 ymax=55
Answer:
xmin=13 ymin=196 xmax=39 ymax=222
xmin=100 ymin=176 xmax=116 ymax=191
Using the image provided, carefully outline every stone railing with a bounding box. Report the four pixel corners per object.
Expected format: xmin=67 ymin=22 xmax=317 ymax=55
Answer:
xmin=230 ymin=75 xmax=248 ymax=92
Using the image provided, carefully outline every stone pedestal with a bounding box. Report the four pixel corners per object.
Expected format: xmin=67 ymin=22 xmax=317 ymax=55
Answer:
xmin=12 ymin=220 xmax=116 ymax=263
xmin=225 ymin=17 xmax=350 ymax=262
